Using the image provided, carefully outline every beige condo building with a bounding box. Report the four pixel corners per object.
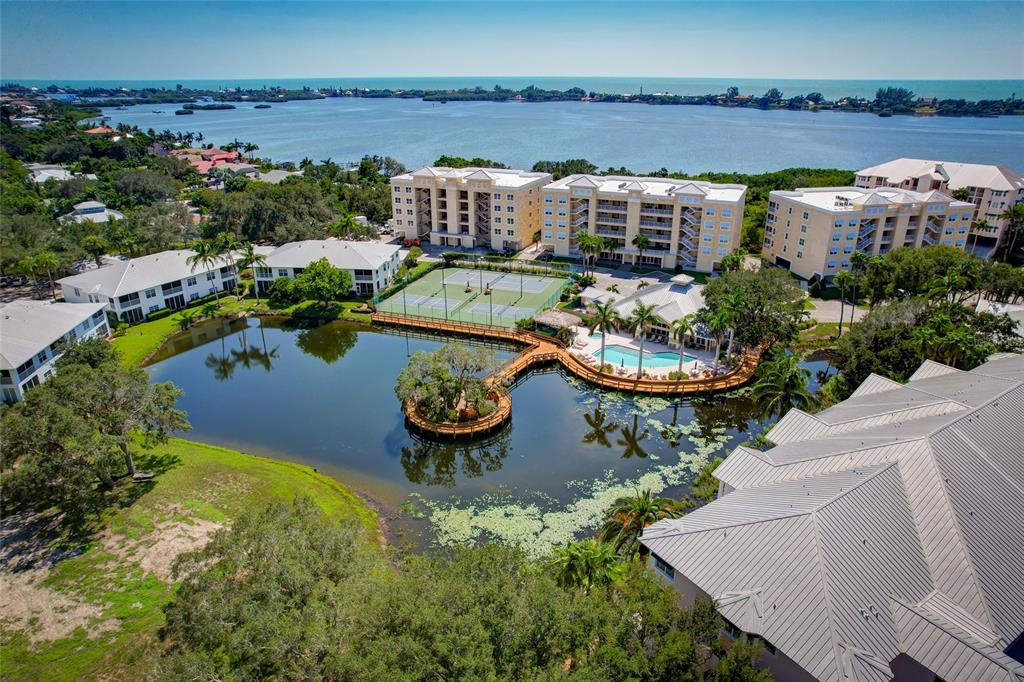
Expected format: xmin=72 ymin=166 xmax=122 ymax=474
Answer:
xmin=855 ymin=158 xmax=1024 ymax=258
xmin=389 ymin=167 xmax=552 ymax=251
xmin=763 ymin=186 xmax=976 ymax=281
xmin=539 ymin=175 xmax=747 ymax=272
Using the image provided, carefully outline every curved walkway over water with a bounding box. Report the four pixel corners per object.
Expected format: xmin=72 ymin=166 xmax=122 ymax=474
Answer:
xmin=373 ymin=311 xmax=761 ymax=439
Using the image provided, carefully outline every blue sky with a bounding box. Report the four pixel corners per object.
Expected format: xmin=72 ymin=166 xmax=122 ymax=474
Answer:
xmin=2 ymin=1 xmax=1022 ymax=81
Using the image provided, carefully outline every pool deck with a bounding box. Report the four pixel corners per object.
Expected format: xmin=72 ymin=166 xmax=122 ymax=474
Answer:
xmin=372 ymin=311 xmax=759 ymax=438
xmin=570 ymin=328 xmax=718 ymax=379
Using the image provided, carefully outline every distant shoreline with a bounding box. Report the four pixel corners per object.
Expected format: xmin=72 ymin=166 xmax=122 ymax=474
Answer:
xmin=4 ymin=80 xmax=1023 ymax=119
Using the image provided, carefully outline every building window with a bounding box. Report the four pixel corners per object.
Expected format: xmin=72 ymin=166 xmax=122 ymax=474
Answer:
xmin=701 ymin=246 xmax=712 ymax=254
xmin=148 ymin=305 xmax=160 ymax=313
xmin=653 ymin=554 xmax=675 ymax=579
xmin=846 ymin=232 xmax=857 ymax=240
xmin=802 ymin=211 xmax=809 ymax=220
xmin=844 ymin=246 xmax=853 ymax=254
xmin=277 ymin=269 xmax=288 ymax=277
xmin=719 ymin=235 xmax=729 ymax=243
xmin=829 ymin=247 xmax=839 ymax=255
xmin=189 ymin=293 xmax=199 ymax=301
xmin=703 ymin=234 xmax=712 ymax=242
xmin=543 ymin=231 xmax=553 ymax=239
xmin=721 ymin=208 xmax=732 ymax=217
xmin=798 ymin=238 xmax=805 ymax=246
xmin=558 ymin=197 xmax=567 ymax=204
xmin=848 ymin=219 xmax=858 ymax=226
xmin=506 ymin=194 xmax=514 ymax=201
xmin=494 ymin=217 xmax=502 ymax=224
xmin=832 ymin=233 xmax=841 ymax=242
xmin=507 ymin=218 xmax=515 ymax=225
xmin=544 ymin=220 xmax=552 ymax=227
xmin=717 ymin=247 xmax=728 ymax=256
xmin=797 ymin=250 xmax=803 ymax=259
xmin=545 ymin=195 xmax=553 ymax=203
xmin=186 ymin=276 xmax=197 ymax=286
xmin=493 ymin=228 xmax=502 ymax=235
xmin=557 ymin=232 xmax=566 ymax=240
xmin=145 ymin=288 xmax=157 ymax=298
xmin=206 ymin=271 xmax=216 ymax=281
xmin=545 ymin=208 xmax=553 ymax=215
xmin=704 ymin=221 xmax=714 ymax=228
xmin=800 ymin=225 xmax=807 ymax=233
xmin=720 ymin=222 xmax=730 ymax=230
xmin=705 ymin=207 xmax=716 ymax=216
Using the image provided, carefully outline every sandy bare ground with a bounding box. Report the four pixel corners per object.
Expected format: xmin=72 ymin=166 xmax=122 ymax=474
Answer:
xmin=102 ymin=510 xmax=222 ymax=582
xmin=0 ymin=569 xmax=118 ymax=644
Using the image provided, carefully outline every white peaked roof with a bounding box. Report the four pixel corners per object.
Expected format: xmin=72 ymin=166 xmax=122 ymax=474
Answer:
xmin=0 ymin=300 xmax=106 ymax=370
xmin=773 ymin=186 xmax=976 ymax=213
xmin=642 ymin=354 xmax=1024 ymax=682
xmin=264 ymin=239 xmax=399 ymax=271
xmin=608 ymin=278 xmax=707 ymax=328
xmin=396 ymin=166 xmax=550 ymax=188
xmin=549 ymin=174 xmax=745 ymax=202
xmin=858 ymin=158 xmax=1024 ymax=193
xmin=57 ymin=249 xmax=236 ymax=298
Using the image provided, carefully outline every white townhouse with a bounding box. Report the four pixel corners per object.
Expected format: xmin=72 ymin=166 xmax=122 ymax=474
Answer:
xmin=254 ymin=239 xmax=401 ymax=296
xmin=0 ymin=300 xmax=109 ymax=403
xmin=58 ymin=248 xmax=251 ymax=323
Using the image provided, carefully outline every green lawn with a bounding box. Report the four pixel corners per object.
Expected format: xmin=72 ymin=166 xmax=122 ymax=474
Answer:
xmin=0 ymin=439 xmax=378 ymax=682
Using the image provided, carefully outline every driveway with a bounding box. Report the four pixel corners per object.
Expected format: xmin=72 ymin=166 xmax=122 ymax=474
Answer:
xmin=808 ymin=298 xmax=867 ymax=323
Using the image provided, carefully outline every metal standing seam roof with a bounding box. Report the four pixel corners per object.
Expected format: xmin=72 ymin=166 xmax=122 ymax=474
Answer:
xmin=642 ymin=354 xmax=1024 ymax=682
xmin=0 ymin=300 xmax=107 ymax=369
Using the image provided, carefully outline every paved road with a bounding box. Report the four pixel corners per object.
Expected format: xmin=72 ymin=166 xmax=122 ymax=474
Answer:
xmin=808 ymin=298 xmax=867 ymax=324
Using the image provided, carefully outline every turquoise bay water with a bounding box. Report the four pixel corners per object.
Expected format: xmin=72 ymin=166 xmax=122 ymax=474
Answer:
xmin=16 ymin=76 xmax=1024 ymax=100
xmin=99 ymin=97 xmax=1024 ymax=173
xmin=145 ymin=317 xmax=831 ymax=552
xmin=593 ymin=344 xmax=692 ymax=370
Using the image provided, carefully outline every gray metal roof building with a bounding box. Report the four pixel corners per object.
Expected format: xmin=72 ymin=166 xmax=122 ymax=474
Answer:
xmin=641 ymin=354 xmax=1024 ymax=682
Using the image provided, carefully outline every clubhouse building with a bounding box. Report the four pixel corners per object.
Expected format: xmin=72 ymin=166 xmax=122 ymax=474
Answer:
xmin=763 ymin=186 xmax=976 ymax=281
xmin=856 ymin=158 xmax=1024 ymax=259
xmin=0 ymin=300 xmax=109 ymax=403
xmin=255 ymin=239 xmax=401 ymax=296
xmin=390 ymin=166 xmax=552 ymax=252
xmin=642 ymin=353 xmax=1024 ymax=682
xmin=539 ymin=175 xmax=747 ymax=273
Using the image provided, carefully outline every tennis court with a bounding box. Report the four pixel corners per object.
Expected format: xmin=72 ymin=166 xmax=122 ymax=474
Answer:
xmin=376 ymin=266 xmax=568 ymax=327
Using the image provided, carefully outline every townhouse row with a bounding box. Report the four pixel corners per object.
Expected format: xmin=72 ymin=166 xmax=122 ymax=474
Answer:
xmin=391 ymin=157 xmax=1023 ymax=277
xmin=0 ymin=239 xmax=402 ymax=405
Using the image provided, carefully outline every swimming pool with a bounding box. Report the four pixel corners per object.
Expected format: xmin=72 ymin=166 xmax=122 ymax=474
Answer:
xmin=592 ymin=344 xmax=695 ymax=370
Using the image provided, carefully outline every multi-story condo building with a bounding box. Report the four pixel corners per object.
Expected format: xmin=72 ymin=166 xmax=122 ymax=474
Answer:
xmin=0 ymin=300 xmax=109 ymax=403
xmin=763 ymin=187 xmax=976 ymax=281
xmin=59 ymin=248 xmax=258 ymax=323
xmin=254 ymin=239 xmax=401 ymax=296
xmin=642 ymin=353 xmax=1024 ymax=682
xmin=539 ymin=175 xmax=747 ymax=272
xmin=390 ymin=167 xmax=552 ymax=252
xmin=855 ymin=158 xmax=1024 ymax=258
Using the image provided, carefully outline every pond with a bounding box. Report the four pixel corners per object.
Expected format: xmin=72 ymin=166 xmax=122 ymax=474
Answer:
xmin=146 ymin=317 xmax=831 ymax=555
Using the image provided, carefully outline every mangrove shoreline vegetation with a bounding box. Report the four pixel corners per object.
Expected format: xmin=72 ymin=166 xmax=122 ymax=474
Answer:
xmin=5 ymin=81 xmax=1022 ymax=117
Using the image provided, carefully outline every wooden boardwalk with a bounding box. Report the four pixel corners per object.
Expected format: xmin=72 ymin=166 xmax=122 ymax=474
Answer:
xmin=373 ymin=311 xmax=761 ymax=439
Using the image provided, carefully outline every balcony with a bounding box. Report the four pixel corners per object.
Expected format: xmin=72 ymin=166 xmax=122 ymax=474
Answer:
xmin=596 ymin=202 xmax=626 ymax=212
xmin=639 ymin=230 xmax=672 ymax=242
xmin=639 ymin=219 xmax=672 ymax=229
xmin=640 ymin=206 xmax=674 ymax=217
xmin=595 ymin=215 xmax=627 ymax=226
xmin=161 ymin=286 xmax=183 ymax=296
xmin=596 ymin=228 xmax=625 ymax=238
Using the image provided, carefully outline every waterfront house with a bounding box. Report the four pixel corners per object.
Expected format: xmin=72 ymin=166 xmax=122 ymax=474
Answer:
xmin=763 ymin=187 xmax=976 ymax=281
xmin=856 ymin=158 xmax=1024 ymax=258
xmin=27 ymin=163 xmax=98 ymax=184
xmin=58 ymin=248 xmax=247 ymax=323
xmin=255 ymin=239 xmax=401 ymax=296
xmin=252 ymin=169 xmax=304 ymax=184
xmin=0 ymin=300 xmax=109 ymax=403
xmin=390 ymin=167 xmax=552 ymax=252
xmin=540 ymin=175 xmax=747 ymax=272
xmin=170 ymin=147 xmax=242 ymax=176
xmin=82 ymin=126 xmax=115 ymax=136
xmin=60 ymin=200 xmax=125 ymax=224
xmin=642 ymin=353 xmax=1024 ymax=682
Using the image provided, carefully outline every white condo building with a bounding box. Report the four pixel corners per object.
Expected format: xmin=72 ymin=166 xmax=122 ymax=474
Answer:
xmin=0 ymin=300 xmax=109 ymax=403
xmin=540 ymin=175 xmax=747 ymax=272
xmin=642 ymin=354 xmax=1024 ymax=682
xmin=855 ymin=158 xmax=1024 ymax=258
xmin=58 ymin=248 xmax=255 ymax=323
xmin=254 ymin=239 xmax=401 ymax=296
xmin=389 ymin=167 xmax=552 ymax=252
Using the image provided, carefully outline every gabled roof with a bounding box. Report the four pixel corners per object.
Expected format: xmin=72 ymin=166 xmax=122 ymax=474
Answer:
xmin=58 ymin=249 xmax=235 ymax=298
xmin=643 ymin=354 xmax=1024 ymax=682
xmin=263 ymin=239 xmax=399 ymax=271
xmin=0 ymin=300 xmax=107 ymax=369
xmin=856 ymin=158 xmax=1024 ymax=192
xmin=567 ymin=175 xmax=601 ymax=188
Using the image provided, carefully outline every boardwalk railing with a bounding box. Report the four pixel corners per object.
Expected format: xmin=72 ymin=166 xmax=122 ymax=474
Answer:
xmin=373 ymin=311 xmax=761 ymax=438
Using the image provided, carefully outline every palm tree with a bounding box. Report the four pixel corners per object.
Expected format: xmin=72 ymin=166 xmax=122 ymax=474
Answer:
xmin=998 ymin=204 xmax=1024 ymax=262
xmin=215 ymin=232 xmax=240 ymax=297
xmin=717 ymin=292 xmax=744 ymax=366
xmin=34 ymin=251 xmax=60 ymax=301
xmin=750 ymin=352 xmax=812 ymax=422
xmin=969 ymin=220 xmax=989 ymax=255
xmin=631 ymin=233 xmax=651 ymax=267
xmin=236 ymin=241 xmax=268 ymax=302
xmin=599 ymin=488 xmax=684 ymax=558
xmin=588 ymin=299 xmax=620 ymax=370
xmin=548 ymin=539 xmax=625 ymax=592
xmin=669 ymin=314 xmax=697 ymax=381
xmin=626 ymin=301 xmax=658 ymax=378
xmin=833 ymin=269 xmax=854 ymax=337
xmin=187 ymin=239 xmax=221 ymax=304
xmin=17 ymin=256 xmax=40 ymax=298
xmin=330 ymin=213 xmax=360 ymax=240
xmin=849 ymin=251 xmax=869 ymax=325
xmin=81 ymin=231 xmax=108 ymax=268
xmin=576 ymin=230 xmax=604 ymax=276
xmin=706 ymin=307 xmax=732 ymax=374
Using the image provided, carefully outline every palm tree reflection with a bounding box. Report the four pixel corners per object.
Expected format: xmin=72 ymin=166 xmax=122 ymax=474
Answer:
xmin=582 ymin=406 xmax=616 ymax=449
xmin=616 ymin=414 xmax=650 ymax=459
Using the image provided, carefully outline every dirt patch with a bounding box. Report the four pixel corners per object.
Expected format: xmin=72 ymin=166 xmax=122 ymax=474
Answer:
xmin=0 ymin=569 xmax=118 ymax=644
xmin=103 ymin=510 xmax=222 ymax=582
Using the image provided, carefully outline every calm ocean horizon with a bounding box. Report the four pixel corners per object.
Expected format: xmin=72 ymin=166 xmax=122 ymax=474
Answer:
xmin=9 ymin=76 xmax=1024 ymax=101
xmin=99 ymin=97 xmax=1024 ymax=174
